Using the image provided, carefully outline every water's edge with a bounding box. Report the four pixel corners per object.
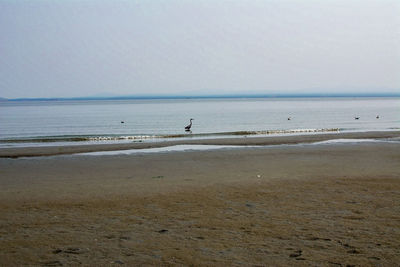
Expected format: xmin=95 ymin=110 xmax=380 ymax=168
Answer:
xmin=1 ymin=130 xmax=399 ymax=158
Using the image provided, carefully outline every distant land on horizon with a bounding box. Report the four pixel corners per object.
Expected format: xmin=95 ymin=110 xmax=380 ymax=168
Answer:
xmin=1 ymin=92 xmax=400 ymax=102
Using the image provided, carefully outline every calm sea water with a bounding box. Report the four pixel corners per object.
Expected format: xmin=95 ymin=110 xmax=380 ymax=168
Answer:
xmin=0 ymin=97 xmax=399 ymax=147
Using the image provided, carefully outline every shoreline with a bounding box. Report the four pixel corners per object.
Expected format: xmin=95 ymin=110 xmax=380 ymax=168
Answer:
xmin=1 ymin=130 xmax=399 ymax=158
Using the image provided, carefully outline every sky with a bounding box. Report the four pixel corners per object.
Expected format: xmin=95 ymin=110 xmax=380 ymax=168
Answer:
xmin=0 ymin=0 xmax=399 ymax=98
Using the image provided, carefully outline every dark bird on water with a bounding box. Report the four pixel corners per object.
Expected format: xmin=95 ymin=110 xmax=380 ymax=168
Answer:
xmin=287 ymin=117 xmax=291 ymax=121
xmin=185 ymin=118 xmax=194 ymax=131
xmin=376 ymin=115 xmax=380 ymax=119
xmin=121 ymin=121 xmax=125 ymax=123
xmin=354 ymin=117 xmax=360 ymax=120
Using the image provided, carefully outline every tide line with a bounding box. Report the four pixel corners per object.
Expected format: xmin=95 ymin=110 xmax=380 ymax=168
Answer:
xmin=77 ymin=144 xmax=246 ymax=156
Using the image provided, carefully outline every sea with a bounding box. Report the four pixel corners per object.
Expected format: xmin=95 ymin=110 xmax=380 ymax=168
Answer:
xmin=0 ymin=97 xmax=399 ymax=148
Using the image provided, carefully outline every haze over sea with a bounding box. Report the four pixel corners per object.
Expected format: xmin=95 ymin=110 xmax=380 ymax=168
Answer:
xmin=0 ymin=96 xmax=399 ymax=148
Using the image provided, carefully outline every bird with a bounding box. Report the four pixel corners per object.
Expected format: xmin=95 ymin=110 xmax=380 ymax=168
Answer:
xmin=354 ymin=116 xmax=360 ymax=120
xmin=376 ymin=115 xmax=380 ymax=119
xmin=287 ymin=117 xmax=291 ymax=121
xmin=121 ymin=121 xmax=125 ymax=124
xmin=185 ymin=118 xmax=194 ymax=131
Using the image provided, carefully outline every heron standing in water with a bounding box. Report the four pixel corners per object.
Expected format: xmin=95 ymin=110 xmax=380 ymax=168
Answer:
xmin=185 ymin=118 xmax=194 ymax=131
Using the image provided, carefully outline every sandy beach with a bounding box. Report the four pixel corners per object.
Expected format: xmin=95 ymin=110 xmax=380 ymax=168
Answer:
xmin=1 ymin=132 xmax=400 ymax=266
xmin=2 ymin=0 xmax=399 ymax=265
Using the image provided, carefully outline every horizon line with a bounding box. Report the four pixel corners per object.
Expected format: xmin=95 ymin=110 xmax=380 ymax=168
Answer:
xmin=1 ymin=92 xmax=400 ymax=101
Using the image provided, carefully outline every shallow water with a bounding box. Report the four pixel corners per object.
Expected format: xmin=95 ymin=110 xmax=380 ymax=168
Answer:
xmin=70 ymin=138 xmax=400 ymax=157
xmin=1 ymin=97 xmax=399 ymax=147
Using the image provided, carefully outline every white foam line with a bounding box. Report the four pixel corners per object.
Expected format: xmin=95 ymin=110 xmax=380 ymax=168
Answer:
xmin=74 ymin=139 xmax=400 ymax=156
xmin=313 ymin=139 xmax=384 ymax=145
xmin=77 ymin=144 xmax=244 ymax=156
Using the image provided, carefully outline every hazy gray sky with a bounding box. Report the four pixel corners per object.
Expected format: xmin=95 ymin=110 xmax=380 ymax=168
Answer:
xmin=1 ymin=0 xmax=399 ymax=98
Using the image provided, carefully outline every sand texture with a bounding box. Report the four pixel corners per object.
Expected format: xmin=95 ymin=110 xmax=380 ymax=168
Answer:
xmin=0 ymin=134 xmax=400 ymax=266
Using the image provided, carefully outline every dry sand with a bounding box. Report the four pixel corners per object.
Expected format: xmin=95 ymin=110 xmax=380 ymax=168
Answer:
xmin=0 ymin=132 xmax=400 ymax=266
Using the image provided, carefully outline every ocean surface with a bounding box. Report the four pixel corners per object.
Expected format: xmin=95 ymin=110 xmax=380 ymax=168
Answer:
xmin=0 ymin=97 xmax=399 ymax=147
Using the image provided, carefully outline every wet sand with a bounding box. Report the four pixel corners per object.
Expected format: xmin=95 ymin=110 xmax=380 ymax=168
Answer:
xmin=0 ymin=133 xmax=400 ymax=266
xmin=1 ymin=130 xmax=400 ymax=158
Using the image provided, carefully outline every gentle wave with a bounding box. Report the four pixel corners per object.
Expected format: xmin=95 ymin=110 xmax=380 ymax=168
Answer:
xmin=0 ymin=128 xmax=340 ymax=144
xmin=87 ymin=128 xmax=341 ymax=141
